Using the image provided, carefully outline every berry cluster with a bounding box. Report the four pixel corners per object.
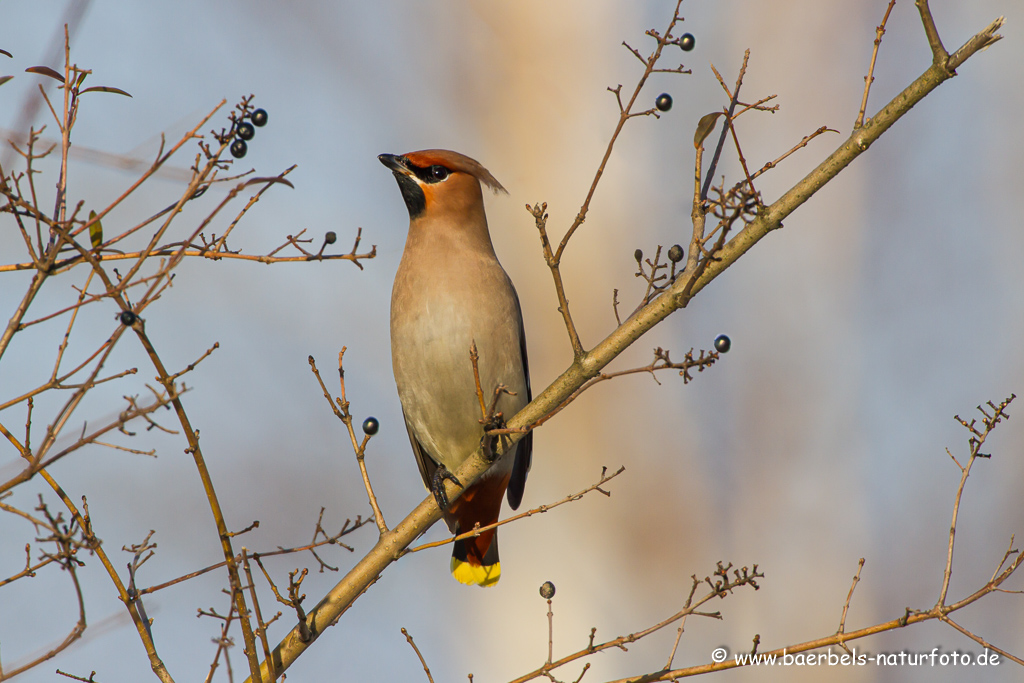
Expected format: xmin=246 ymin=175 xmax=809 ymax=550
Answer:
xmin=230 ymin=107 xmax=269 ymax=159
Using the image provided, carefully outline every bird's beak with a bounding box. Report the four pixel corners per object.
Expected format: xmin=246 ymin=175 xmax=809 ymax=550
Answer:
xmin=378 ymin=153 xmax=411 ymax=176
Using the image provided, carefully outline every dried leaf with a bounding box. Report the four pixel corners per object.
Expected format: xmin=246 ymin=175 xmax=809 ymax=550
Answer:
xmin=0 ymin=49 xmax=12 ymax=58
xmin=80 ymin=85 xmax=132 ymax=98
xmin=242 ymin=177 xmax=295 ymax=189
xmin=694 ymin=112 xmax=723 ymax=149
xmin=26 ymin=66 xmax=65 ymax=83
xmin=0 ymin=76 xmax=13 ymax=87
xmin=88 ymin=210 xmax=103 ymax=250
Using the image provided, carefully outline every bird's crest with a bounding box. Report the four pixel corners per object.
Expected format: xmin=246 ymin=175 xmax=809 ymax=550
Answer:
xmin=403 ymin=149 xmax=507 ymax=195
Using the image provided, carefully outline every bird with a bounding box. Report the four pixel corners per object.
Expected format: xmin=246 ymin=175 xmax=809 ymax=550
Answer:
xmin=379 ymin=149 xmax=532 ymax=587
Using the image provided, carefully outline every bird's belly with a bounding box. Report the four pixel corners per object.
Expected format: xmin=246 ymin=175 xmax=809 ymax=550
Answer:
xmin=392 ymin=292 xmax=526 ymax=472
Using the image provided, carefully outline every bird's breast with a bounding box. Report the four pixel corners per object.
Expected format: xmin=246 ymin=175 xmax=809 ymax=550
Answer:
xmin=391 ymin=249 xmax=527 ymax=470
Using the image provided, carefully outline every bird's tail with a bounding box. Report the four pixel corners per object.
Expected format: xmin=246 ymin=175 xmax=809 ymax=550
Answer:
xmin=450 ymin=529 xmax=500 ymax=587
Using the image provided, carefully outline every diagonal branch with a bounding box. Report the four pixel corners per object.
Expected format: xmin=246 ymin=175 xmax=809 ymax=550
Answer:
xmin=243 ymin=11 xmax=1005 ymax=683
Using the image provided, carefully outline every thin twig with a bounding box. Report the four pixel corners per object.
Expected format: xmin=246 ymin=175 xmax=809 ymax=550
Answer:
xmin=308 ymin=352 xmax=387 ymax=535
xmin=938 ymin=396 xmax=1015 ymax=607
xmin=507 ymin=347 xmax=718 ymax=436
xmin=469 ymin=341 xmax=487 ymax=421
xmin=546 ymin=597 xmax=555 ymax=665
xmin=836 ymin=557 xmax=866 ymax=653
xmin=201 ymin=600 xmax=237 ymax=683
xmin=664 ymin=579 xmax=702 ymax=670
xmin=748 ymin=126 xmax=838 ymax=181
xmin=856 ymin=0 xmax=897 ymax=128
xmin=402 ymin=628 xmax=436 ymax=683
xmin=167 ymin=342 xmax=220 ymax=383
xmin=702 ymin=51 xmax=749 ymax=201
xmin=940 ymin=616 xmax=1024 ymax=666
xmin=726 ymin=117 xmax=758 ymax=205
xmin=530 ymin=0 xmax=691 ymax=358
xmin=509 ymin=563 xmax=761 ymax=683
xmin=529 ymin=202 xmax=584 ymax=358
xmin=35 ymin=469 xmax=174 ymax=682
xmin=556 ymin=0 xmax=689 ymax=260
xmin=407 ymin=467 xmax=623 ymax=555
xmin=138 ymin=515 xmax=370 ymax=596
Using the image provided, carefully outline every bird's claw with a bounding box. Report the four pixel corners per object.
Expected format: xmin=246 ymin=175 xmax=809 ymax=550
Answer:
xmin=479 ymin=412 xmax=506 ymax=463
xmin=431 ymin=466 xmax=462 ymax=510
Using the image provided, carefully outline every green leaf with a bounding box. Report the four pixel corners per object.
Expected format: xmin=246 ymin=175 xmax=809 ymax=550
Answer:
xmin=25 ymin=66 xmax=65 ymax=83
xmin=80 ymin=85 xmax=132 ymax=98
xmin=88 ymin=210 xmax=103 ymax=250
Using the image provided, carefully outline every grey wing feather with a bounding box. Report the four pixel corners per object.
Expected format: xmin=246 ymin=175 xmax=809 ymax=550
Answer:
xmin=505 ymin=290 xmax=532 ymax=511
xmin=402 ymin=409 xmax=438 ymax=490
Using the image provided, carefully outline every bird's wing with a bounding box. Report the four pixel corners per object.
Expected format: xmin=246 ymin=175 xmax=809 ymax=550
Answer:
xmin=505 ymin=289 xmax=532 ymax=511
xmin=402 ymin=408 xmax=439 ymax=490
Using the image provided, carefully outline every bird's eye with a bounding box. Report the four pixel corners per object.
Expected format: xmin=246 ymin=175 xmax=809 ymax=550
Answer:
xmin=430 ymin=165 xmax=449 ymax=181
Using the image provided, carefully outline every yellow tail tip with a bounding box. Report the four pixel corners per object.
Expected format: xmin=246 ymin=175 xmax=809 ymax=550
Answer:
xmin=451 ymin=557 xmax=501 ymax=587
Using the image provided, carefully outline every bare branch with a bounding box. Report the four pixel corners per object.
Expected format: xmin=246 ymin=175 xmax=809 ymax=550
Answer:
xmin=407 ymin=467 xmax=624 ymax=555
xmin=402 ymin=628 xmax=436 ymax=683
xmin=308 ymin=352 xmax=387 ymax=535
xmin=836 ymin=558 xmax=866 ymax=652
xmin=856 ymin=0 xmax=897 ymax=128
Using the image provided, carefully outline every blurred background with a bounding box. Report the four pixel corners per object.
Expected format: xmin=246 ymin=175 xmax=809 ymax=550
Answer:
xmin=1 ymin=1 xmax=1021 ymax=681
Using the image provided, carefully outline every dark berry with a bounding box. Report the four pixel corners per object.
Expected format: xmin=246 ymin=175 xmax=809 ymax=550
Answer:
xmin=714 ymin=334 xmax=731 ymax=353
xmin=362 ymin=417 xmax=379 ymax=436
xmin=634 ymin=248 xmax=644 ymax=264
xmin=119 ymin=310 xmax=137 ymax=326
xmin=236 ymin=121 xmax=255 ymax=140
xmin=680 ymin=33 xmax=696 ymax=51
xmin=540 ymin=581 xmax=556 ymax=599
xmin=325 ymin=231 xmax=337 ymax=245
xmin=655 ymin=93 xmax=673 ymax=112
xmin=251 ymin=108 xmax=268 ymax=127
xmin=668 ymin=244 xmax=684 ymax=262
xmin=230 ymin=139 xmax=248 ymax=159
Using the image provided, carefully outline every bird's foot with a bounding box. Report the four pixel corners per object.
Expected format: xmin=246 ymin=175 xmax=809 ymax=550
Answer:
xmin=431 ymin=465 xmax=462 ymax=510
xmin=479 ymin=412 xmax=506 ymax=462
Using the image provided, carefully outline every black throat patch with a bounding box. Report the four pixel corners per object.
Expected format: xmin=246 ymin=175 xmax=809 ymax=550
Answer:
xmin=392 ymin=171 xmax=426 ymax=219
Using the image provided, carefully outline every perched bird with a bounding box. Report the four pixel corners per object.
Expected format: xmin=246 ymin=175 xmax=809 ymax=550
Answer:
xmin=380 ymin=149 xmax=532 ymax=587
